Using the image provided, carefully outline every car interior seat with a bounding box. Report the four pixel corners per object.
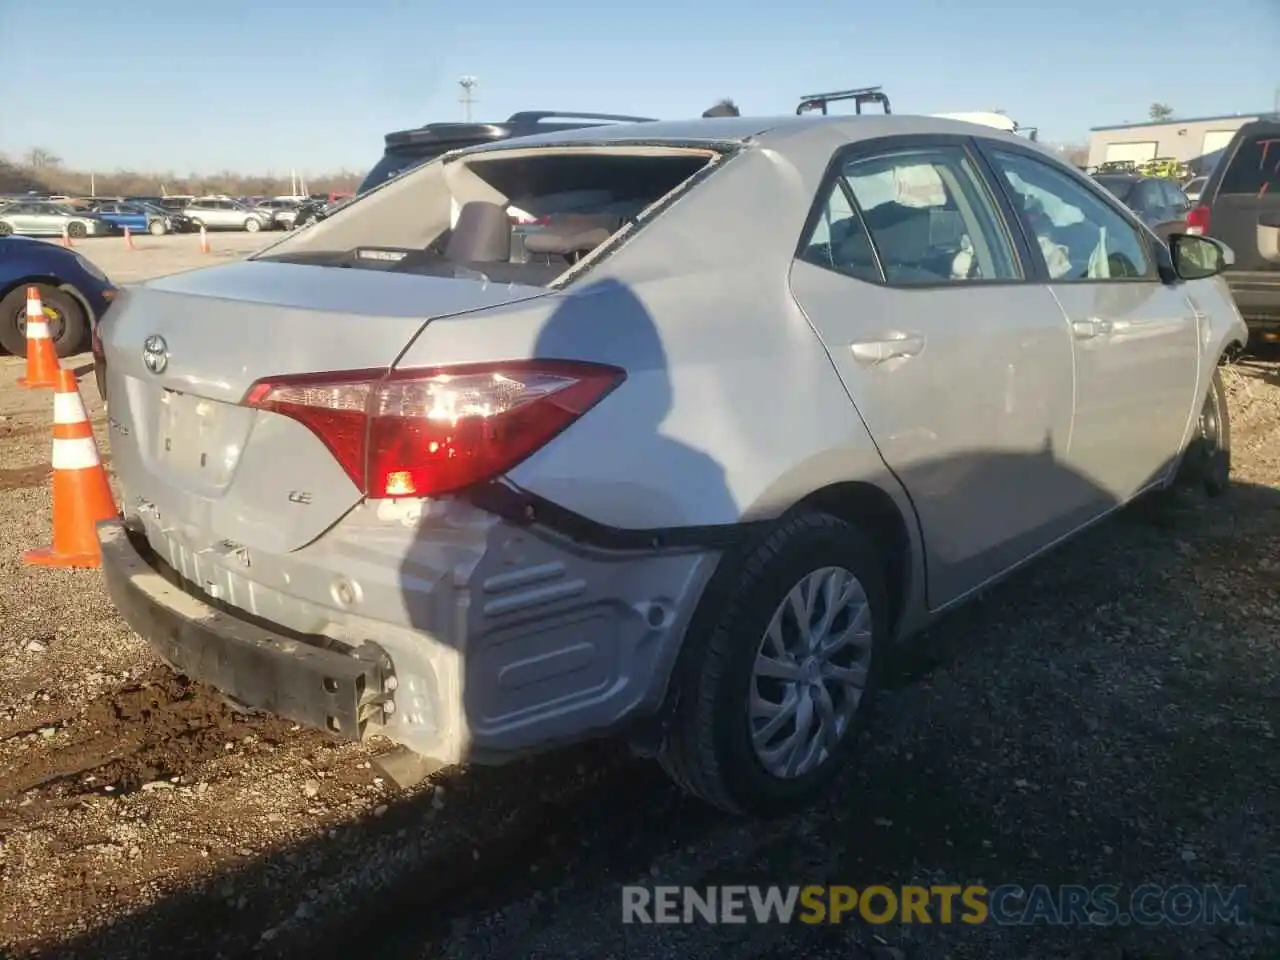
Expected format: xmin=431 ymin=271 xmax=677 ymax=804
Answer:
xmin=861 ymin=201 xmax=946 ymax=283
xmin=522 ymin=213 xmax=625 ymax=262
xmin=445 ymin=201 xmax=512 ymax=263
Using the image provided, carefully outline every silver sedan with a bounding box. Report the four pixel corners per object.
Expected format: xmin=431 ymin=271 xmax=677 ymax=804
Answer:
xmin=0 ymin=201 xmax=115 ymax=238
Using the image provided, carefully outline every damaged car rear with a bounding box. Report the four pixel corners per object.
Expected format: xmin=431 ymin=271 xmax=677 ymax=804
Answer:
xmin=97 ymin=121 xmax=778 ymax=801
xmin=97 ymin=112 xmax=1243 ymax=817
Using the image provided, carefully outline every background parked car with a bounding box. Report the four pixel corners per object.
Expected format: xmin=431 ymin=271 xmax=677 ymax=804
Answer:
xmin=90 ymin=200 xmax=178 ymax=236
xmin=1092 ymin=173 xmax=1192 ymax=242
xmin=1188 ymin=116 xmax=1280 ymax=342
xmin=291 ymin=195 xmax=359 ymax=229
xmin=1183 ymin=175 xmax=1208 ymax=205
xmin=0 ymin=234 xmax=116 ymax=358
xmin=0 ymin=200 xmax=115 ymax=238
xmin=182 ymin=197 xmax=271 ymax=232
xmin=358 ymin=110 xmax=659 ymax=195
xmin=253 ymin=197 xmax=301 ymax=229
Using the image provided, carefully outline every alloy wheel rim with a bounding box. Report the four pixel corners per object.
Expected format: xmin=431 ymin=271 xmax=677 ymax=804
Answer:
xmin=749 ymin=566 xmax=873 ymax=779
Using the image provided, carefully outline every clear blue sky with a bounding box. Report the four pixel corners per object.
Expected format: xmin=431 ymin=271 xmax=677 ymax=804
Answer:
xmin=3 ymin=0 xmax=1277 ymax=176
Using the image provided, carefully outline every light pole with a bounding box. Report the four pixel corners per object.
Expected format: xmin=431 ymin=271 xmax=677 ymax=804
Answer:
xmin=459 ymin=76 xmax=478 ymax=122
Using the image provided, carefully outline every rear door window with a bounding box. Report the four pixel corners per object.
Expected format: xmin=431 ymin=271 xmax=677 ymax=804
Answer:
xmin=1160 ymin=181 xmax=1188 ymax=212
xmin=1219 ymin=133 xmax=1280 ymax=196
xmin=826 ymin=145 xmax=1021 ymax=285
xmin=1133 ymin=181 xmax=1165 ymax=215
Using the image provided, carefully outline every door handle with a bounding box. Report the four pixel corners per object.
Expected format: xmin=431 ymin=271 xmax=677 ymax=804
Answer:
xmin=1071 ymin=317 xmax=1112 ymax=340
xmin=849 ymin=333 xmax=926 ymax=365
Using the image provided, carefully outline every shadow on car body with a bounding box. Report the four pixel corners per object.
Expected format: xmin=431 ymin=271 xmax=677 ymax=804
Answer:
xmin=29 ymin=279 xmax=1279 ymax=960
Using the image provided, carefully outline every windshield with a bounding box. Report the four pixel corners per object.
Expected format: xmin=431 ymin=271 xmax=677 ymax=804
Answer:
xmin=1093 ymin=176 xmax=1136 ymax=202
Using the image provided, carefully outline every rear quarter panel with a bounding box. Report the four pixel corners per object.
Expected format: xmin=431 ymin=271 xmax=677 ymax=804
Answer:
xmin=394 ymin=137 xmax=917 ymax=532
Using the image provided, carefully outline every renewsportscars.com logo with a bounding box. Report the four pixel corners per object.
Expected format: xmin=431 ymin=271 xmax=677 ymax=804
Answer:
xmin=621 ymin=884 xmax=1251 ymax=927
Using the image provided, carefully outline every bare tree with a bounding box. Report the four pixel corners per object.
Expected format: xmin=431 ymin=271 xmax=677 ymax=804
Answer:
xmin=3 ymin=149 xmax=361 ymax=198
xmin=24 ymin=147 xmax=62 ymax=170
xmin=1148 ymin=103 xmax=1174 ymax=122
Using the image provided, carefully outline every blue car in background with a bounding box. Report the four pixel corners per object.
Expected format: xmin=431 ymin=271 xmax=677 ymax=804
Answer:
xmin=90 ymin=200 xmax=175 ymax=236
xmin=0 ymin=236 xmax=117 ymax=392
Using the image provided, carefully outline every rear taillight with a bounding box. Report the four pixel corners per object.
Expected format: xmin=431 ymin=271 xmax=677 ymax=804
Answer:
xmin=242 ymin=361 xmax=625 ymax=499
xmin=1186 ymin=205 xmax=1210 ymax=236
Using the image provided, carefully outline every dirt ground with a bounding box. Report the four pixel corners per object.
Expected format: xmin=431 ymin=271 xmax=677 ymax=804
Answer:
xmin=0 ymin=240 xmax=1277 ymax=959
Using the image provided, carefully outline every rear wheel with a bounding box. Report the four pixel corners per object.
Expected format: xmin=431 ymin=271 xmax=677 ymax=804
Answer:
xmin=0 ymin=284 xmax=88 ymax=357
xmin=658 ymin=512 xmax=888 ymax=816
xmin=1176 ymin=366 xmax=1231 ymax=496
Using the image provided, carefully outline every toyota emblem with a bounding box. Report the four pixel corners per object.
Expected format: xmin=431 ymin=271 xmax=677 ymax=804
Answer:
xmin=142 ymin=335 xmax=168 ymax=375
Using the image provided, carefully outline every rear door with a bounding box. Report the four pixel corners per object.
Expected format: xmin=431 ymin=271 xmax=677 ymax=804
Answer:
xmin=789 ymin=135 xmax=1081 ymax=607
xmin=979 ymin=142 xmax=1200 ymax=504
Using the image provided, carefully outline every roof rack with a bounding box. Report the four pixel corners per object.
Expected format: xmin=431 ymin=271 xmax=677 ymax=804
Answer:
xmin=796 ymin=86 xmax=891 ymax=116
xmin=505 ymin=111 xmax=658 ymax=126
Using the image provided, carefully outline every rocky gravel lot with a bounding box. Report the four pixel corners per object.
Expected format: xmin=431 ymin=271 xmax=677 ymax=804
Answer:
xmin=0 ymin=237 xmax=1277 ymax=959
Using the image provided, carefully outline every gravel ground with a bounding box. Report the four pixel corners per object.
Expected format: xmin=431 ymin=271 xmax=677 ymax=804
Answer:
xmin=0 ymin=240 xmax=1276 ymax=960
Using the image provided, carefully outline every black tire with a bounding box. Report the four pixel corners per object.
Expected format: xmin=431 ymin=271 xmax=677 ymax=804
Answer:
xmin=67 ymin=221 xmax=88 ymax=239
xmin=0 ymin=284 xmax=88 ymax=358
xmin=245 ymin=218 xmax=261 ymax=233
xmin=657 ymin=512 xmax=889 ymax=817
xmin=149 ymin=219 xmax=167 ymax=236
xmin=0 ymin=222 xmax=12 ymax=237
xmin=1176 ymin=366 xmax=1231 ymax=496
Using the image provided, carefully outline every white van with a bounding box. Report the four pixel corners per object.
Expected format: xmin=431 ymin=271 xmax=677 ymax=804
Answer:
xmin=932 ymin=111 xmax=1038 ymax=140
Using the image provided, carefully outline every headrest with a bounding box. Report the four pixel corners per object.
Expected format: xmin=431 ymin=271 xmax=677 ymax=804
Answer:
xmin=445 ymin=201 xmax=511 ymax=263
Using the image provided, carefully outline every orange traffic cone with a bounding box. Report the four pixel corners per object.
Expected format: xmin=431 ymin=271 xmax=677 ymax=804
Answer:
xmin=199 ymin=224 xmax=209 ymax=253
xmin=17 ymin=286 xmax=60 ymax=390
xmin=23 ymin=367 xmax=118 ymax=569
xmin=124 ymin=225 xmax=135 ymax=250
xmin=61 ymin=224 xmax=73 ymax=248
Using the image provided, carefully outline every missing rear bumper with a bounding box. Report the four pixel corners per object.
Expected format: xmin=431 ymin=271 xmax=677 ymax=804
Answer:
xmin=96 ymin=519 xmax=393 ymax=741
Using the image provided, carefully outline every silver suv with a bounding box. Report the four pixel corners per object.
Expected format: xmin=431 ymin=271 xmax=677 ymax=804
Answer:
xmin=97 ymin=114 xmax=1246 ymax=816
xmin=182 ymin=197 xmax=270 ymax=232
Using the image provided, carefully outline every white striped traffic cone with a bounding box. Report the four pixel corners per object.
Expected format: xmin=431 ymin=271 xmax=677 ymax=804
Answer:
xmin=23 ymin=366 xmax=118 ymax=569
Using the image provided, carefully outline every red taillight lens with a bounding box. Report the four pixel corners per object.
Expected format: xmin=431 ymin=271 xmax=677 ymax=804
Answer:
xmin=1186 ymin=205 xmax=1210 ymax=236
xmin=243 ymin=361 xmax=625 ymax=499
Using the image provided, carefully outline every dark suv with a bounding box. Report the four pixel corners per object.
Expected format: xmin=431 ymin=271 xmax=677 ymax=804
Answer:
xmin=1188 ymin=117 xmax=1280 ymax=340
xmin=1092 ymin=173 xmax=1191 ymax=243
xmin=358 ymin=110 xmax=657 ymax=194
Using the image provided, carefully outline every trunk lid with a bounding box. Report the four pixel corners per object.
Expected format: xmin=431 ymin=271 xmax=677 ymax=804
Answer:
xmin=104 ymin=260 xmax=549 ymax=553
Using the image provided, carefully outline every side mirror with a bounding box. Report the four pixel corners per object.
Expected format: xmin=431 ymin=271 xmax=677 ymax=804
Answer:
xmin=1168 ymin=233 xmax=1233 ymax=281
